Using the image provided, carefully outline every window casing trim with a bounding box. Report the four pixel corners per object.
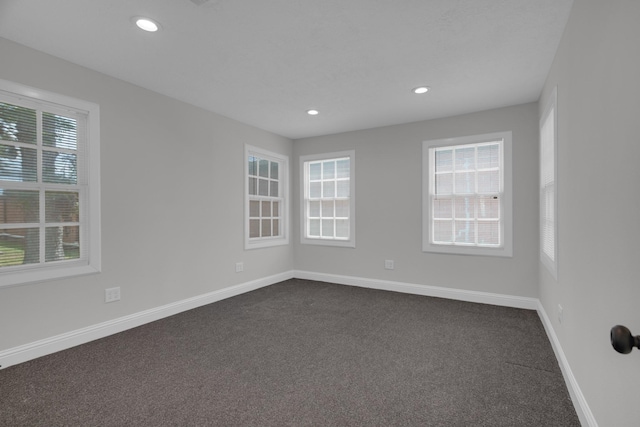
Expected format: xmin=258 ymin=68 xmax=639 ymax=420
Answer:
xmin=0 ymin=78 xmax=101 ymax=288
xmin=244 ymin=145 xmax=289 ymax=250
xmin=300 ymin=150 xmax=355 ymax=248
xmin=540 ymin=86 xmax=558 ymax=278
xmin=422 ymin=131 xmax=513 ymax=257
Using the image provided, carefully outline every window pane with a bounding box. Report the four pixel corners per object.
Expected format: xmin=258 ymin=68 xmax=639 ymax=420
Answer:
xmin=435 ymin=149 xmax=453 ymax=172
xmin=258 ymin=179 xmax=269 ymax=196
xmin=258 ymin=159 xmax=269 ymax=178
xmin=323 ymin=181 xmax=335 ymax=198
xmin=323 ymin=161 xmax=335 ymax=179
xmin=249 ymin=200 xmax=260 ymax=217
xmin=309 ymin=219 xmax=320 ymax=237
xmin=478 ymin=221 xmax=500 ymax=246
xmin=309 ymin=201 xmax=320 ymax=217
xmin=43 ymin=151 xmax=77 ymax=184
xmin=0 ymin=228 xmax=39 ymax=267
xmin=336 ymin=219 xmax=349 ymax=238
xmin=45 ymin=225 xmax=79 ymax=262
xmin=454 ymin=172 xmax=475 ymax=194
xmin=433 ymin=198 xmax=452 ymax=219
xmin=248 ymin=156 xmax=257 ymax=176
xmin=335 ymin=200 xmax=349 ymax=217
xmin=43 ymin=113 xmax=77 ymax=150
xmin=477 ymin=144 xmax=500 ymax=169
xmin=270 ymin=181 xmax=278 ymax=197
xmin=249 ymin=219 xmax=260 ymax=238
xmin=336 ymin=159 xmax=350 ymax=178
xmin=309 ymin=162 xmax=321 ymax=180
xmin=321 ymin=219 xmax=334 ymax=237
xmin=455 ymin=147 xmax=475 ymax=170
xmin=261 ymin=201 xmax=271 ymax=218
xmin=321 ymin=200 xmax=334 ymax=218
xmin=477 ymin=170 xmax=499 ymax=194
xmin=435 ymin=173 xmax=452 ymax=195
xmin=261 ymin=219 xmax=271 ymax=237
xmin=478 ymin=197 xmax=500 ymax=219
xmin=248 ymin=177 xmax=257 ymax=195
xmin=0 ymin=103 xmax=37 ymax=144
xmin=272 ymin=201 xmax=279 ymax=217
xmin=270 ymin=161 xmax=278 ymax=180
xmin=0 ymin=145 xmax=37 ymax=182
xmin=45 ymin=191 xmax=79 ymax=223
xmin=0 ymin=190 xmax=39 ymax=223
xmin=454 ymin=197 xmax=475 ymax=219
xmin=336 ymin=180 xmax=349 ymax=198
xmin=309 ymin=182 xmax=321 ymax=198
xmin=454 ymin=220 xmax=475 ymax=244
xmin=273 ymin=219 xmax=279 ymax=236
xmin=433 ymin=220 xmax=452 ymax=243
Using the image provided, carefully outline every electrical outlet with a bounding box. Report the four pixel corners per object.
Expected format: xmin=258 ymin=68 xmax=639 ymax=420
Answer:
xmin=236 ymin=262 xmax=244 ymax=273
xmin=557 ymin=304 xmax=563 ymax=324
xmin=384 ymin=260 xmax=395 ymax=270
xmin=105 ymin=287 xmax=121 ymax=303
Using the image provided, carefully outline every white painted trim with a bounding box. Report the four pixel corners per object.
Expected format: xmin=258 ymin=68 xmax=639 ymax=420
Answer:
xmin=536 ymin=301 xmax=597 ymax=427
xmin=299 ymin=150 xmax=356 ymax=248
xmin=244 ymin=145 xmax=290 ymax=250
xmin=0 ymin=270 xmax=294 ymax=370
xmin=294 ymin=270 xmax=593 ymax=424
xmin=294 ymin=270 xmax=537 ymax=309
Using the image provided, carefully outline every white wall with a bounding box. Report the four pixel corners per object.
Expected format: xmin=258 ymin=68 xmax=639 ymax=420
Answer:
xmin=0 ymin=37 xmax=293 ymax=351
xmin=293 ymin=103 xmax=539 ymax=298
xmin=539 ymin=0 xmax=640 ymax=425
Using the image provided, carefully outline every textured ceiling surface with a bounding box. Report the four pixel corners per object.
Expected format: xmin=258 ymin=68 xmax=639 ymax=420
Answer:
xmin=0 ymin=0 xmax=573 ymax=139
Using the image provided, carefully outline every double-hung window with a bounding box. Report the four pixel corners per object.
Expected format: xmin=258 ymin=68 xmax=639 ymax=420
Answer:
xmin=423 ymin=132 xmax=512 ymax=257
xmin=540 ymin=87 xmax=558 ymax=277
xmin=301 ymin=151 xmax=355 ymax=247
xmin=0 ymin=79 xmax=101 ymax=287
xmin=245 ymin=145 xmax=288 ymax=249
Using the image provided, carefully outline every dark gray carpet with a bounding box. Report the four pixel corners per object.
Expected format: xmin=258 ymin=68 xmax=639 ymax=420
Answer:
xmin=0 ymin=279 xmax=580 ymax=426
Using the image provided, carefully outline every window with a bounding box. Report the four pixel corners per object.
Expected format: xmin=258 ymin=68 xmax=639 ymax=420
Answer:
xmin=423 ymin=132 xmax=512 ymax=257
xmin=301 ymin=151 xmax=355 ymax=247
xmin=540 ymin=87 xmax=557 ymax=277
xmin=245 ymin=145 xmax=288 ymax=249
xmin=0 ymin=79 xmax=100 ymax=287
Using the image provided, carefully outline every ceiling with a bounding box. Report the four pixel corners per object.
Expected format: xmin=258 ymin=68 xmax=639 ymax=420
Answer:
xmin=0 ymin=0 xmax=574 ymax=140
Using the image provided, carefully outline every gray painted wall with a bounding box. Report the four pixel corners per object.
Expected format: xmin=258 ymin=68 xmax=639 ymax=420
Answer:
xmin=2 ymin=1 xmax=639 ymax=423
xmin=539 ymin=0 xmax=640 ymax=425
xmin=0 ymin=38 xmax=294 ymax=350
xmin=293 ymin=103 xmax=540 ymax=298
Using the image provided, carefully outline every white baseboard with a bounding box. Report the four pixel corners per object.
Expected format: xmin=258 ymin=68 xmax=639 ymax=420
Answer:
xmin=536 ymin=302 xmax=597 ymax=427
xmin=294 ymin=270 xmax=539 ymax=309
xmin=0 ymin=270 xmax=294 ymax=370
xmin=0 ymin=269 xmax=595 ymax=426
xmin=293 ymin=270 xmax=594 ymax=426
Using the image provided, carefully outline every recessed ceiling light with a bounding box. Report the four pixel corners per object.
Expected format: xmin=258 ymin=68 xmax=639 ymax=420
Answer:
xmin=134 ymin=17 xmax=160 ymax=32
xmin=307 ymin=109 xmax=319 ymax=116
xmin=413 ymin=86 xmax=430 ymax=94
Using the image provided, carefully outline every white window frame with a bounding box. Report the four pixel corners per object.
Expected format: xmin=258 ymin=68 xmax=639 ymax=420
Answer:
xmin=540 ymin=87 xmax=558 ymax=278
xmin=422 ymin=131 xmax=512 ymax=257
xmin=300 ymin=150 xmax=355 ymax=248
xmin=0 ymin=79 xmax=101 ymax=288
xmin=244 ymin=145 xmax=289 ymax=250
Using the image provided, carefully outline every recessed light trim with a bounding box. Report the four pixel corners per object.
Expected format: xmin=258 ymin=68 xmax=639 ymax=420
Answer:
xmin=134 ymin=17 xmax=160 ymax=32
xmin=413 ymin=86 xmax=430 ymax=94
xmin=307 ymin=109 xmax=319 ymax=116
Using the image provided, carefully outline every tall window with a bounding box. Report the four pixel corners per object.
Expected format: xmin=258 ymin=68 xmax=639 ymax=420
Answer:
xmin=245 ymin=145 xmax=288 ymax=249
xmin=540 ymin=87 xmax=558 ymax=277
xmin=423 ymin=132 xmax=512 ymax=257
xmin=0 ymin=79 xmax=100 ymax=287
xmin=301 ymin=151 xmax=355 ymax=247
